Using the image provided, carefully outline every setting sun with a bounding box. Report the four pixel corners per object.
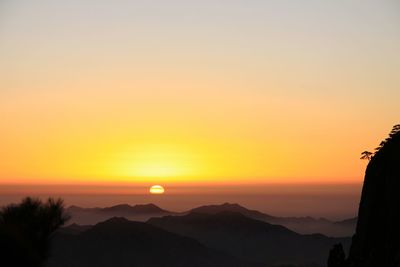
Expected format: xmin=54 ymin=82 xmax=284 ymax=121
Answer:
xmin=149 ymin=185 xmax=165 ymax=194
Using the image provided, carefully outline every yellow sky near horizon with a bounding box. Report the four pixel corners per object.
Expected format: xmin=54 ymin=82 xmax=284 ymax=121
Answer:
xmin=0 ymin=0 xmax=399 ymax=185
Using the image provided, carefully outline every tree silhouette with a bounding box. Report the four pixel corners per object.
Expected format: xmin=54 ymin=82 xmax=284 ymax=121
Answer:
xmin=373 ymin=124 xmax=400 ymax=154
xmin=0 ymin=197 xmax=70 ymax=266
xmin=360 ymin=151 xmax=373 ymax=161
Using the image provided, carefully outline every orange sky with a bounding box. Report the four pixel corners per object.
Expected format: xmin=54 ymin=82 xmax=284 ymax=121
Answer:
xmin=0 ymin=0 xmax=399 ymax=186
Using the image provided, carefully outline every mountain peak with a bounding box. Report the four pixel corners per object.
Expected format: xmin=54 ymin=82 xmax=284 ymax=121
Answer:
xmin=103 ymin=204 xmax=132 ymax=211
xmin=102 ymin=216 xmax=130 ymax=224
xmin=189 ymin=203 xmax=275 ymax=221
xmin=191 ymin=203 xmax=247 ymax=212
xmin=220 ymin=203 xmax=243 ymax=209
xmin=132 ymin=203 xmax=165 ymax=212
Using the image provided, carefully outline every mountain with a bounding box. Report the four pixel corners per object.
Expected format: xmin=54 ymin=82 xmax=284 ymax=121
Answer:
xmin=67 ymin=202 xmax=356 ymax=236
xmin=58 ymin=223 xmax=92 ymax=235
xmin=188 ymin=203 xmax=356 ymax=237
xmin=334 ymin=217 xmax=357 ymax=227
xmin=189 ymin=202 xmax=275 ymax=220
xmin=101 ymin=203 xmax=165 ymax=213
xmin=148 ymin=211 xmax=351 ymax=267
xmin=66 ymin=203 xmax=175 ymax=225
xmin=47 ymin=217 xmax=260 ymax=267
xmin=346 ymin=125 xmax=400 ymax=267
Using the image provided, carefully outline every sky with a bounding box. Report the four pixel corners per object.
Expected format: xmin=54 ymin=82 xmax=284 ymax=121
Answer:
xmin=0 ymin=0 xmax=399 ymax=187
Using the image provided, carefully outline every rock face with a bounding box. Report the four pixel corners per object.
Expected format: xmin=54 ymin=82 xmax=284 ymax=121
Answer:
xmin=347 ymin=125 xmax=400 ymax=267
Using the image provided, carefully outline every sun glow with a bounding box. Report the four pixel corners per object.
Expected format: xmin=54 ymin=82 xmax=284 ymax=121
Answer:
xmin=149 ymin=185 xmax=165 ymax=194
xmin=110 ymin=144 xmax=201 ymax=182
xmin=0 ymin=0 xmax=397 ymax=186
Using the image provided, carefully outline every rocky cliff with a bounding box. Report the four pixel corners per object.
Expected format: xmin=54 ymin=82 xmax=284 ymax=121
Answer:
xmin=347 ymin=125 xmax=400 ymax=267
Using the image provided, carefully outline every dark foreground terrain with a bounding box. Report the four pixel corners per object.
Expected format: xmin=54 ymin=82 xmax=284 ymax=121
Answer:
xmin=48 ymin=211 xmax=350 ymax=267
xmin=48 ymin=217 xmax=257 ymax=267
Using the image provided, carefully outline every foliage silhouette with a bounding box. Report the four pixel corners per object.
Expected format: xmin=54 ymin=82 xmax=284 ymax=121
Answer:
xmin=360 ymin=151 xmax=373 ymax=161
xmin=0 ymin=197 xmax=69 ymax=267
xmin=372 ymin=124 xmax=400 ymax=155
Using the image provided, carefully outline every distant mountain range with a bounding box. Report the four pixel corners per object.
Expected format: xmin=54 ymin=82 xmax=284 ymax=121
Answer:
xmin=50 ymin=211 xmax=351 ymax=267
xmin=67 ymin=202 xmax=356 ymax=237
xmin=149 ymin=211 xmax=351 ymax=266
xmin=48 ymin=217 xmax=261 ymax=267
xmin=66 ymin=203 xmax=175 ymax=225
xmin=188 ymin=203 xmax=357 ymax=237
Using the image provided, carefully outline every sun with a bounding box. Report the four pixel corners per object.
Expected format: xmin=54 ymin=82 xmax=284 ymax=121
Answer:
xmin=149 ymin=185 xmax=165 ymax=194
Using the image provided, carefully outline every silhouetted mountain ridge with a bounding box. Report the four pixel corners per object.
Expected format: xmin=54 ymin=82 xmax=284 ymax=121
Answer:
xmin=48 ymin=217 xmax=260 ymax=267
xmin=189 ymin=202 xmax=275 ymax=220
xmin=68 ymin=203 xmax=169 ymax=213
xmin=67 ymin=202 xmax=356 ymax=236
xmin=149 ymin=211 xmax=351 ymax=266
xmin=58 ymin=223 xmax=91 ymax=235
xmin=188 ymin=202 xmax=355 ymax=237
xmin=334 ymin=217 xmax=357 ymax=226
xmin=66 ymin=203 xmax=175 ymax=225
